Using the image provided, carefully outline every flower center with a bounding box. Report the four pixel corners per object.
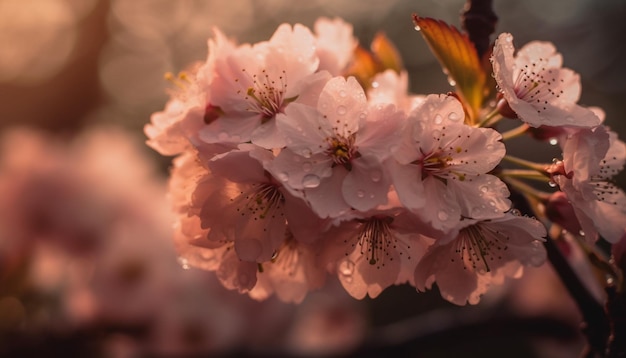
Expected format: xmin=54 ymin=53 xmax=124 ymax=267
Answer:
xmin=513 ymin=62 xmax=564 ymax=114
xmin=241 ymin=69 xmax=296 ymax=123
xmin=233 ymin=182 xmax=285 ymax=220
xmin=453 ymin=224 xmax=509 ymax=273
xmin=325 ymin=134 xmax=359 ymax=170
xmin=350 ymin=216 xmax=409 ymax=268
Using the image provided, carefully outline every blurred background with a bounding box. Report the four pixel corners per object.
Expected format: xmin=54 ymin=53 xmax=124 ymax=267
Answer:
xmin=0 ymin=0 xmax=625 ymax=356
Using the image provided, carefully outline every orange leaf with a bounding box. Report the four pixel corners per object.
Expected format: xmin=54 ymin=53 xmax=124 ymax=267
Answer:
xmin=412 ymin=15 xmax=486 ymax=123
xmin=370 ymin=32 xmax=403 ymax=74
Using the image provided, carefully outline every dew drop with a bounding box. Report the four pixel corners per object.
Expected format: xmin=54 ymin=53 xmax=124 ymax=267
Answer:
xmin=489 ymin=200 xmax=496 ymax=207
xmin=414 ymin=25 xmax=421 ymax=31
xmin=218 ymin=132 xmax=229 ymax=141
xmin=356 ymin=190 xmax=365 ymax=198
xmin=476 ymin=267 xmax=487 ymax=274
xmin=510 ymin=208 xmax=521 ymax=216
xmin=579 ymin=230 xmax=585 ymax=237
xmin=337 ymin=105 xmax=347 ymax=115
xmin=302 ymin=149 xmax=312 ymax=159
xmin=277 ymin=172 xmax=289 ymax=182
xmin=339 ymin=90 xmax=347 ymax=97
xmin=177 ymin=257 xmax=190 ymax=270
xmin=370 ymin=170 xmax=382 ymax=182
xmin=437 ymin=210 xmax=449 ymax=221
xmin=371 ymin=81 xmax=380 ymax=88
xmin=480 ymin=185 xmax=489 ymax=193
xmin=548 ymin=181 xmax=557 ymax=188
xmin=448 ymin=112 xmax=460 ymax=121
xmin=338 ymin=259 xmax=355 ymax=276
xmin=486 ymin=144 xmax=494 ymax=150
xmin=606 ymin=274 xmax=615 ymax=285
xmin=359 ymin=112 xmax=367 ymax=120
xmin=548 ymin=138 xmax=558 ymax=146
xmin=302 ymin=162 xmax=312 ymax=172
xmin=302 ymin=174 xmax=321 ymax=188
xmin=447 ymin=76 xmax=456 ymax=86
xmin=434 ymin=114 xmax=443 ymax=124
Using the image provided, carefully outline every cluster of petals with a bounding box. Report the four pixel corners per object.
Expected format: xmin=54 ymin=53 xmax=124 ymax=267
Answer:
xmin=150 ymin=19 xmax=551 ymax=306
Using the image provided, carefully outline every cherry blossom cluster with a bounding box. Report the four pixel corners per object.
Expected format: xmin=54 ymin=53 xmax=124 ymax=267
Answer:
xmin=146 ymin=18 xmax=626 ymax=305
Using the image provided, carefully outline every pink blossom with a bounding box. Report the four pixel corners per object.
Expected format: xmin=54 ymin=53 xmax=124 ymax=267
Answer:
xmin=320 ymin=191 xmax=428 ymax=299
xmin=389 ymin=94 xmax=510 ymax=233
xmin=414 ymin=213 xmax=547 ymax=305
xmin=270 ymin=76 xmax=403 ymax=217
xmin=199 ymin=24 xmax=331 ymax=149
xmin=313 ymin=17 xmax=358 ymax=76
xmin=251 ymin=232 xmax=327 ymax=304
xmin=367 ymin=69 xmax=425 ymax=113
xmin=553 ymin=127 xmax=626 ymax=243
xmin=491 ymin=33 xmax=601 ymax=128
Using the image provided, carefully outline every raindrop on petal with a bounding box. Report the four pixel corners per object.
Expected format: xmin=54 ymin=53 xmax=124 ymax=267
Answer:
xmin=434 ymin=114 xmax=443 ymax=124
xmin=370 ymin=170 xmax=382 ymax=182
xmin=437 ymin=210 xmax=449 ymax=221
xmin=302 ymin=162 xmax=312 ymax=172
xmin=302 ymin=174 xmax=321 ymax=188
xmin=337 ymin=105 xmax=347 ymax=115
xmin=356 ymin=190 xmax=365 ymax=198
xmin=548 ymin=138 xmax=558 ymax=146
xmin=448 ymin=112 xmax=460 ymax=121
xmin=277 ymin=172 xmax=289 ymax=182
xmin=339 ymin=259 xmax=355 ymax=276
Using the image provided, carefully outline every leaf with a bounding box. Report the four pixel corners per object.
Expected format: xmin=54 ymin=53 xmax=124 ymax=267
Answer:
xmin=370 ymin=32 xmax=403 ymax=73
xmin=412 ymin=15 xmax=487 ymax=123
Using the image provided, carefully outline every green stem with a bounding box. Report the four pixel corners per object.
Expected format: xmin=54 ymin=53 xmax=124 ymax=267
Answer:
xmin=501 ymin=123 xmax=530 ymax=141
xmin=502 ymin=155 xmax=549 ymax=172
xmin=478 ymin=109 xmax=502 ymax=127
xmin=499 ymin=169 xmax=550 ymax=182
xmin=502 ymin=176 xmax=551 ymax=201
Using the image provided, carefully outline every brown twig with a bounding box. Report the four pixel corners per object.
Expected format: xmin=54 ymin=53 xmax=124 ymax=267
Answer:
xmin=460 ymin=0 xmax=498 ymax=58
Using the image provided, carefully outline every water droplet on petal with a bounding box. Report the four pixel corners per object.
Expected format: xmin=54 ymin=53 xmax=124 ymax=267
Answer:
xmin=447 ymin=76 xmax=456 ymax=86
xmin=277 ymin=172 xmax=289 ymax=182
xmin=480 ymin=185 xmax=489 ymax=193
xmin=337 ymin=105 xmax=347 ymax=115
xmin=177 ymin=257 xmax=190 ymax=270
xmin=302 ymin=162 xmax=312 ymax=172
xmin=448 ymin=112 xmax=460 ymax=121
xmin=548 ymin=138 xmax=558 ymax=146
xmin=486 ymin=144 xmax=494 ymax=150
xmin=218 ymin=132 xmax=229 ymax=141
xmin=371 ymin=81 xmax=379 ymax=88
xmin=302 ymin=149 xmax=312 ymax=158
xmin=489 ymin=200 xmax=496 ymax=207
xmin=437 ymin=210 xmax=449 ymax=221
xmin=339 ymin=259 xmax=355 ymax=274
xmin=434 ymin=114 xmax=443 ymax=124
xmin=359 ymin=112 xmax=367 ymax=120
xmin=339 ymin=90 xmax=347 ymax=97
xmin=579 ymin=230 xmax=585 ymax=237
xmin=510 ymin=209 xmax=521 ymax=216
xmin=356 ymin=190 xmax=365 ymax=198
xmin=548 ymin=181 xmax=557 ymax=188
xmin=414 ymin=25 xmax=421 ymax=31
xmin=370 ymin=170 xmax=382 ymax=182
xmin=302 ymin=174 xmax=321 ymax=188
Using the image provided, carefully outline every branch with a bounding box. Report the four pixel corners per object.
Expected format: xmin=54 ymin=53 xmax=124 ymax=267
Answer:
xmin=460 ymin=0 xmax=498 ymax=58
